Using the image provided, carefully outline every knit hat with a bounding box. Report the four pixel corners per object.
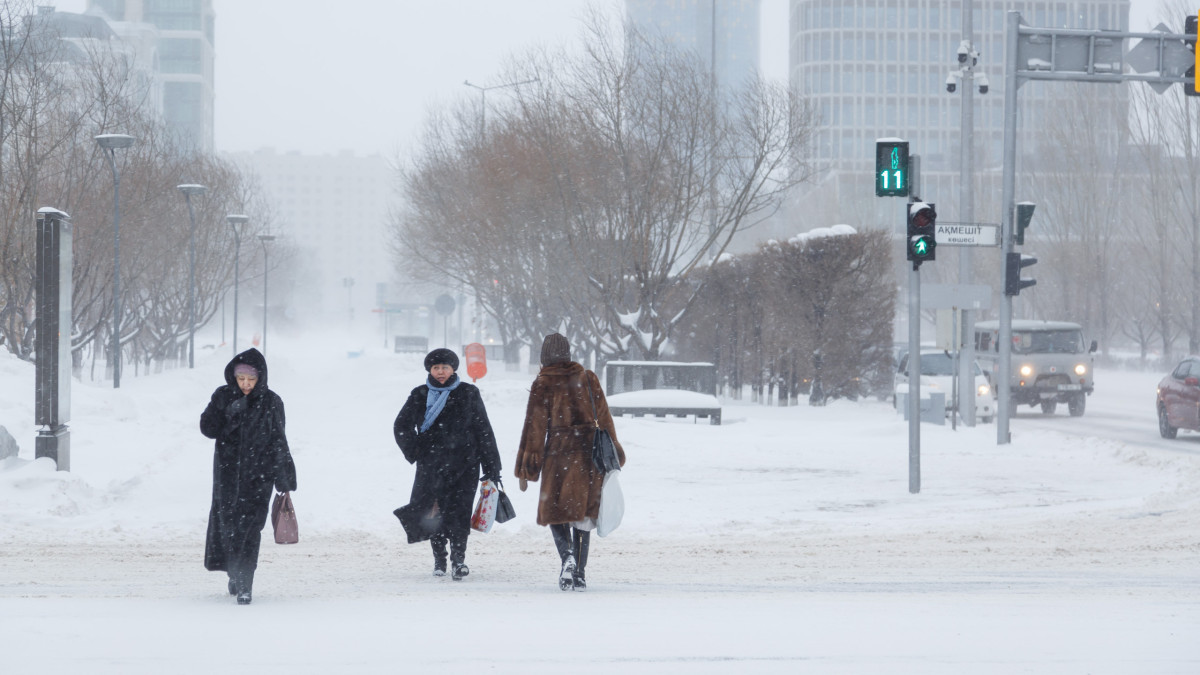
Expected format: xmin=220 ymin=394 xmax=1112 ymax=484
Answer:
xmin=424 ymin=348 xmax=459 ymax=372
xmin=233 ymin=363 xmax=258 ymax=378
xmin=540 ymin=333 xmax=571 ymax=366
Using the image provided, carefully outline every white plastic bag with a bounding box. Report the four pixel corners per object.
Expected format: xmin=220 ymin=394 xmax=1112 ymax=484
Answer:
xmin=470 ymin=480 xmax=499 ymax=533
xmin=596 ymin=470 xmax=624 ymax=537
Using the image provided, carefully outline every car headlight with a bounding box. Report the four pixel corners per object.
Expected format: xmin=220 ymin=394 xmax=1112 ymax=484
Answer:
xmin=1074 ymin=364 xmax=1087 ymax=376
xmin=977 ymin=384 xmax=990 ymax=397
xmin=1019 ymin=365 xmax=1033 ymax=377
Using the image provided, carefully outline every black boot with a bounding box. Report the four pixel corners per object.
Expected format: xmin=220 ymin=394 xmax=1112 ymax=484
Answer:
xmin=431 ymin=534 xmax=448 ymax=577
xmin=572 ymin=528 xmax=591 ymax=591
xmin=236 ymin=566 xmax=255 ymax=605
xmin=550 ymin=524 xmax=575 ymax=591
xmin=449 ymin=530 xmax=469 ymax=581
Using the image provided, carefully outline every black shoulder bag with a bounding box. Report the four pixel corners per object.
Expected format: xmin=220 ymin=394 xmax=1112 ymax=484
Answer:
xmin=585 ymin=374 xmax=621 ymax=474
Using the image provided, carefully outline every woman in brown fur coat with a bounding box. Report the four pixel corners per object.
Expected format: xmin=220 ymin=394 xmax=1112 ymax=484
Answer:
xmin=514 ymin=333 xmax=626 ymax=591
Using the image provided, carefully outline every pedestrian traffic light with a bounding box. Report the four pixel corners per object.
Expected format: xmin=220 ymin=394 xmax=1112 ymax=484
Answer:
xmin=1015 ymin=202 xmax=1036 ymax=245
xmin=1005 ymin=251 xmax=1037 ymax=296
xmin=907 ymin=201 xmax=936 ymax=266
xmin=1186 ymin=15 xmax=1199 ymax=96
xmin=875 ymin=140 xmax=909 ymax=197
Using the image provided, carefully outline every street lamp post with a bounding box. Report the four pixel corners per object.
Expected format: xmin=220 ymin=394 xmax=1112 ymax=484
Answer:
xmin=95 ymin=133 xmax=135 ymax=388
xmin=259 ymin=234 xmax=275 ymax=356
xmin=177 ymin=184 xmax=207 ymax=369
xmin=343 ymin=276 xmax=355 ymax=325
xmin=463 ymin=77 xmax=538 ymax=139
xmin=226 ymin=214 xmax=249 ymax=357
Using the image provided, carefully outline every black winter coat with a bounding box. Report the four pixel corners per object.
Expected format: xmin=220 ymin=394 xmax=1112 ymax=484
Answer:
xmin=199 ymin=348 xmax=297 ymax=572
xmin=393 ymin=375 xmax=502 ymax=538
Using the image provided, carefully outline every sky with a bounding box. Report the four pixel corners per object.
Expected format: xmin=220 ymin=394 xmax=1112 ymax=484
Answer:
xmin=49 ymin=0 xmax=1162 ymax=158
xmin=1 ymin=330 xmax=1197 ymax=671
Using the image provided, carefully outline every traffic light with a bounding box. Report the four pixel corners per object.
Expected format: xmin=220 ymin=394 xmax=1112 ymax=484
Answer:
xmin=875 ymin=140 xmax=909 ymax=197
xmin=907 ymin=201 xmax=937 ymax=265
xmin=1015 ymin=202 xmax=1036 ymax=245
xmin=1186 ymin=15 xmax=1198 ymax=97
xmin=1005 ymin=251 xmax=1037 ymax=296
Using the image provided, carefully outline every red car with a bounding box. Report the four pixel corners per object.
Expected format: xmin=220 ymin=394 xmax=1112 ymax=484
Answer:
xmin=1156 ymin=357 xmax=1200 ymax=438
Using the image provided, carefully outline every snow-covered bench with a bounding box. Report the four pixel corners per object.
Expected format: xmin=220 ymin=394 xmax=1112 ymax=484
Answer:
xmin=603 ymin=361 xmax=722 ymax=425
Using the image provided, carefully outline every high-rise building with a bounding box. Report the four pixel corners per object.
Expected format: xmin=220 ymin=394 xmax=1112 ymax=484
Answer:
xmin=227 ymin=148 xmax=395 ymax=327
xmin=787 ymin=0 xmax=1129 ymax=230
xmin=89 ymin=0 xmax=215 ymax=152
xmin=626 ymin=0 xmax=762 ymax=90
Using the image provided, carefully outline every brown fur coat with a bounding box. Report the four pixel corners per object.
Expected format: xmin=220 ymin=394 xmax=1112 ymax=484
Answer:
xmin=514 ymin=362 xmax=626 ymax=525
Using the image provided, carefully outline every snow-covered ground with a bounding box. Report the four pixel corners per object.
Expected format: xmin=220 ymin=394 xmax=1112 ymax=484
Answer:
xmin=1 ymin=332 xmax=1197 ymax=673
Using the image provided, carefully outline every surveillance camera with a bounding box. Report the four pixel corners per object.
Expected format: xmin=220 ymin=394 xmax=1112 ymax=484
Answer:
xmin=977 ymin=73 xmax=990 ymax=94
xmin=957 ymin=40 xmax=971 ymax=64
xmin=945 ymin=73 xmax=957 ymax=93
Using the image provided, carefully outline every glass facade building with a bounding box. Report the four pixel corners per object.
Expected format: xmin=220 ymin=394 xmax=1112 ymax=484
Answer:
xmin=91 ymin=0 xmax=215 ymax=152
xmin=626 ymin=0 xmax=762 ymax=90
xmin=788 ymin=0 xmax=1129 ymax=229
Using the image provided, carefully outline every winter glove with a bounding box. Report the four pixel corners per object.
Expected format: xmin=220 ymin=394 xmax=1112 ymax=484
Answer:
xmin=226 ymin=396 xmax=248 ymax=417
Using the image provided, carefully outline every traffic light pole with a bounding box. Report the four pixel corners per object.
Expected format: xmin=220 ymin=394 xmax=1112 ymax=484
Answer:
xmin=997 ymin=11 xmax=1021 ymax=445
xmin=907 ymin=257 xmax=921 ymax=494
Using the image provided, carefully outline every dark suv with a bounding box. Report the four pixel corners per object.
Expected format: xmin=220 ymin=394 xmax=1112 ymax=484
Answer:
xmin=1157 ymin=356 xmax=1200 ymax=438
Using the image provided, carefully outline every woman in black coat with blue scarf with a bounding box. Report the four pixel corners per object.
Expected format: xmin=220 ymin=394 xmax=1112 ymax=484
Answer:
xmin=199 ymin=348 xmax=297 ymax=605
xmin=394 ymin=348 xmax=502 ymax=580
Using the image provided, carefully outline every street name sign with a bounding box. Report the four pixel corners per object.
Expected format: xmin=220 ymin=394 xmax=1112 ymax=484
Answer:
xmin=934 ymin=223 xmax=999 ymax=247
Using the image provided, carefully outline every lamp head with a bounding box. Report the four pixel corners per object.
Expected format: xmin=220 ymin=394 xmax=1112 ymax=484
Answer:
xmin=95 ymin=134 xmax=135 ymax=150
xmin=177 ymin=184 xmax=207 ymax=196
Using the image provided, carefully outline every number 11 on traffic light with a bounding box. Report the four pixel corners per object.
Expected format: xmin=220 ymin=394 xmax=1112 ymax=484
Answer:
xmin=875 ymin=140 xmax=909 ymax=197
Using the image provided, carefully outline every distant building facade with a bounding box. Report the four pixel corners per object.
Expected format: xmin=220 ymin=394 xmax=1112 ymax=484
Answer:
xmin=227 ymin=148 xmax=395 ymax=327
xmin=89 ymin=0 xmax=215 ymax=152
xmin=626 ymin=0 xmax=762 ymax=89
xmin=787 ymin=0 xmax=1129 ymax=230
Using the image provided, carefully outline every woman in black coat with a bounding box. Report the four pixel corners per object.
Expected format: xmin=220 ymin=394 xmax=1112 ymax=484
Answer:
xmin=394 ymin=348 xmax=501 ymax=580
xmin=199 ymin=348 xmax=297 ymax=605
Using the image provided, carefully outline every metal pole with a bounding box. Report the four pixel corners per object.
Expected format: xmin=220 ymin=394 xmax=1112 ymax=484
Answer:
xmin=997 ymin=11 xmax=1022 ymax=444
xmin=178 ymin=185 xmax=207 ymax=368
xmin=227 ymin=215 xmax=249 ymax=357
xmin=907 ymin=261 xmax=921 ymax=494
xmin=233 ymin=234 xmax=240 ymax=357
xmin=187 ymin=193 xmax=196 ymax=368
xmin=262 ymin=244 xmax=268 ymax=356
xmin=259 ymin=234 xmax=274 ymax=356
xmin=958 ymin=0 xmax=977 ymax=426
xmin=109 ymin=153 xmax=121 ymax=389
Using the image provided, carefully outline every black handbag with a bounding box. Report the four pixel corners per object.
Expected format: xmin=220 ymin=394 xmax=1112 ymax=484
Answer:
xmin=495 ymin=483 xmax=517 ymax=524
xmin=585 ymin=377 xmax=621 ymax=474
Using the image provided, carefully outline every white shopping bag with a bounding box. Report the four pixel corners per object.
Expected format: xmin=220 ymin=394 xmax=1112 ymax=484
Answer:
xmin=596 ymin=470 xmax=624 ymax=537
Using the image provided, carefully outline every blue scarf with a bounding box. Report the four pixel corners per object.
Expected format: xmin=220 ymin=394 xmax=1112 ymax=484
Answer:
xmin=420 ymin=374 xmax=461 ymax=433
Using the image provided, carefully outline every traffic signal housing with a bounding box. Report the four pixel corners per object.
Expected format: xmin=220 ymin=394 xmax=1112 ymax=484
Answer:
xmin=875 ymin=140 xmax=910 ymax=197
xmin=1005 ymin=251 xmax=1037 ymax=296
xmin=1186 ymin=15 xmax=1198 ymax=97
xmin=907 ymin=201 xmax=937 ymax=266
xmin=1015 ymin=202 xmax=1036 ymax=245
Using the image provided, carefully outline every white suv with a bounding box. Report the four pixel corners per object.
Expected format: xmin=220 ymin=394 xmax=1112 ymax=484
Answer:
xmin=894 ymin=349 xmax=996 ymax=423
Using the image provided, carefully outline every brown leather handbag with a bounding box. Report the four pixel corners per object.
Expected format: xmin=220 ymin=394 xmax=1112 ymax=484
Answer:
xmin=271 ymin=492 xmax=299 ymax=544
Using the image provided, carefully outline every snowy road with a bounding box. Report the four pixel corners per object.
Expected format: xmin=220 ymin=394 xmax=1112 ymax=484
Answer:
xmin=1 ymin=342 xmax=1197 ymax=673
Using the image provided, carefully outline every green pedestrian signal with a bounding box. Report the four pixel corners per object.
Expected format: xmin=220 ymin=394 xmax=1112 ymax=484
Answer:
xmin=875 ymin=140 xmax=909 ymax=197
xmin=906 ymin=201 xmax=936 ymax=267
